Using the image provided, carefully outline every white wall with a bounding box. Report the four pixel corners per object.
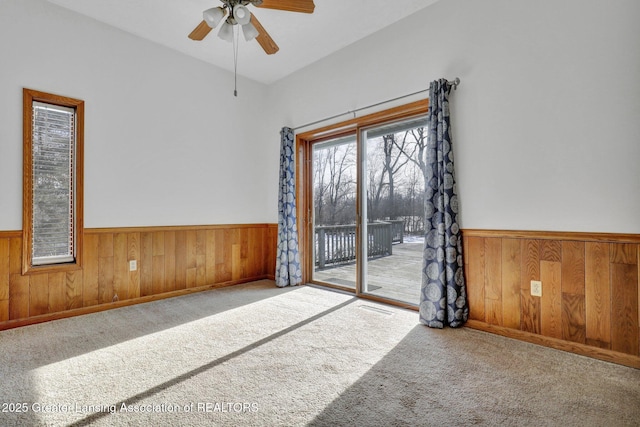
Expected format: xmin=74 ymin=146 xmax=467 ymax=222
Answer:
xmin=3 ymin=0 xmax=639 ymax=234
xmin=0 ymin=0 xmax=273 ymax=229
xmin=268 ymin=0 xmax=640 ymax=234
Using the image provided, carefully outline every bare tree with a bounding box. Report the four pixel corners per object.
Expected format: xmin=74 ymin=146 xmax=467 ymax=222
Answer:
xmin=326 ymin=144 xmax=356 ymax=224
xmin=401 ymin=160 xmax=425 ymax=233
xmin=313 ymin=148 xmax=329 ymax=225
xmin=364 ymin=133 xmax=413 ymax=222
xmin=392 ymin=127 xmax=429 ymax=228
xmin=381 ymin=133 xmax=412 ymax=219
xmin=312 ymin=128 xmax=429 ymax=234
xmin=366 ymin=144 xmax=386 ymax=222
xmin=313 ymin=143 xmax=356 ymax=225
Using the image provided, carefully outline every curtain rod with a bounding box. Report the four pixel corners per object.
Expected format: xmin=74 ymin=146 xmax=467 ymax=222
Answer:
xmin=292 ymin=77 xmax=460 ymax=131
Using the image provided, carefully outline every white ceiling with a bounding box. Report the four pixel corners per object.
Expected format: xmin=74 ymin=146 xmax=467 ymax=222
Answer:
xmin=46 ymin=0 xmax=440 ymax=84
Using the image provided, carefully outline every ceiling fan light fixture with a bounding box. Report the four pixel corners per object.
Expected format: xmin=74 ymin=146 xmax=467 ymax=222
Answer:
xmin=217 ymin=20 xmax=234 ymax=42
xmin=241 ymin=22 xmax=259 ymax=41
xmin=233 ymin=4 xmax=251 ymax=26
xmin=203 ymin=7 xmax=225 ymax=28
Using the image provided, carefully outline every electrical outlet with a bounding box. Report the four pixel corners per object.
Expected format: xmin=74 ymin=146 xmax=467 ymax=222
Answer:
xmin=129 ymin=260 xmax=137 ymax=271
xmin=531 ymin=280 xmax=542 ymax=297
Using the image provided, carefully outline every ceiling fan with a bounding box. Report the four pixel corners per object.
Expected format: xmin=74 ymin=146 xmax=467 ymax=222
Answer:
xmin=188 ymin=0 xmax=316 ymax=55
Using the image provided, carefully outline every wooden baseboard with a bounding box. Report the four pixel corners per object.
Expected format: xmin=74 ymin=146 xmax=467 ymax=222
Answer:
xmin=465 ymin=320 xmax=640 ymax=369
xmin=0 ymin=276 xmax=272 ymax=332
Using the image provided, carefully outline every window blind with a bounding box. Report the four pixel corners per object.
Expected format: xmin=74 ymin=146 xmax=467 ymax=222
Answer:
xmin=31 ymin=101 xmax=75 ymax=265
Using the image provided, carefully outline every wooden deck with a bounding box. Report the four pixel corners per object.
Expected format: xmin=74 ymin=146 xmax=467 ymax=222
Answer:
xmin=313 ymin=241 xmax=423 ymax=305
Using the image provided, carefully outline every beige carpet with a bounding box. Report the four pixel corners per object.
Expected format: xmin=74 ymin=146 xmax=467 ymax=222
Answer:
xmin=0 ymin=280 xmax=638 ymax=426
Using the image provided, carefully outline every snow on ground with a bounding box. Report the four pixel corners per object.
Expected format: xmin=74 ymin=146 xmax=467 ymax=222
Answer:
xmin=402 ymin=235 xmax=424 ymax=244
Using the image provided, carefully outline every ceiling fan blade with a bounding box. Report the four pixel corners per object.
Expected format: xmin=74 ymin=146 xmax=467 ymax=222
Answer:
xmin=250 ymin=14 xmax=279 ymax=55
xmin=188 ymin=20 xmax=213 ymax=40
xmin=255 ymin=0 xmax=315 ymax=13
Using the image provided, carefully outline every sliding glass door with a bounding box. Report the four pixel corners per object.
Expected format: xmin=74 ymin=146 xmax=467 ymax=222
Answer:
xmin=303 ymin=101 xmax=429 ymax=307
xmin=360 ymin=117 xmax=427 ymax=304
xmin=310 ymin=135 xmax=358 ymax=289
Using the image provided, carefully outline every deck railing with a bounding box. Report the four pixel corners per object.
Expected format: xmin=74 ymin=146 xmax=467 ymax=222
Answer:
xmin=389 ymin=220 xmax=404 ymax=244
xmin=315 ymin=220 xmax=404 ymax=268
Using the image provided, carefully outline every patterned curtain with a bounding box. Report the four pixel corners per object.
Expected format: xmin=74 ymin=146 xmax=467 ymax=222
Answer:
xmin=419 ymin=80 xmax=469 ymax=328
xmin=275 ymin=127 xmax=302 ymax=287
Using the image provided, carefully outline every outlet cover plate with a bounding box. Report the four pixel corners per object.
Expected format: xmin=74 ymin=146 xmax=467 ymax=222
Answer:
xmin=129 ymin=260 xmax=137 ymax=271
xmin=531 ymin=280 xmax=542 ymax=297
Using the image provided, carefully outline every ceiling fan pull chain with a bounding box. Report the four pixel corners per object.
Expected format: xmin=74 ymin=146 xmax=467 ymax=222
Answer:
xmin=233 ymin=24 xmax=240 ymax=96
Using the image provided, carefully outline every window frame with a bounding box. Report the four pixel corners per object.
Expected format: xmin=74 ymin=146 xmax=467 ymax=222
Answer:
xmin=22 ymin=88 xmax=84 ymax=275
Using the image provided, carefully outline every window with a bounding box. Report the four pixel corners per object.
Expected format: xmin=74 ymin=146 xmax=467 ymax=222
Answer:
xmin=23 ymin=89 xmax=84 ymax=274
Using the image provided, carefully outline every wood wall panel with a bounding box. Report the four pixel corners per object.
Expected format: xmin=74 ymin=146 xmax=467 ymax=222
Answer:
xmin=128 ymin=233 xmax=141 ymax=298
xmin=0 ymin=239 xmax=9 ymax=302
xmin=140 ymin=232 xmax=153 ymax=297
xmin=65 ymin=270 xmax=83 ymax=310
xmin=611 ymin=263 xmax=639 ymax=355
xmin=175 ymin=231 xmax=187 ymax=290
xmin=610 ymin=243 xmax=637 ymax=265
xmin=9 ymin=274 xmax=29 ymax=319
xmin=520 ymin=240 xmax=540 ymax=334
xmin=83 ymin=234 xmax=99 ymax=307
xmin=484 ymin=239 xmax=502 ymax=302
xmin=205 ymin=230 xmax=217 ymax=286
xmin=0 ymin=300 xmax=7 ymax=322
xmin=98 ymin=255 xmax=114 ymax=303
xmin=240 ymin=228 xmax=250 ymax=278
xmin=113 ymin=233 xmax=129 ymax=301
xmin=186 ymin=268 xmax=197 ymax=288
xmin=215 ymin=229 xmax=232 ymax=284
xmin=48 ymin=272 xmax=66 ymax=313
xmin=462 ymin=230 xmax=640 ymax=362
xmin=99 ymin=234 xmax=114 ymax=259
xmin=560 ymin=241 xmax=586 ymax=344
xmin=196 ymin=230 xmax=207 ymax=287
xmin=540 ymin=261 xmax=562 ymax=339
xmin=250 ymin=227 xmax=265 ymax=278
xmin=484 ymin=299 xmax=502 ymax=326
xmin=465 ymin=236 xmax=485 ymax=321
xmin=186 ymin=230 xmax=197 ymax=270
xmin=164 ymin=231 xmax=176 ymax=293
xmin=152 ymin=254 xmax=165 ymax=295
xmin=562 ymin=293 xmax=585 ymax=344
xmin=561 ymin=241 xmax=585 ymax=295
xmin=540 ymin=240 xmax=562 ymax=262
xmin=232 ymin=243 xmax=242 ymax=282
xmin=585 ymin=242 xmax=611 ymax=348
xmin=266 ymin=226 xmax=277 ymax=278
xmin=186 ymin=229 xmax=198 ymax=288
xmin=0 ymin=224 xmax=277 ymax=329
xmin=9 ymin=238 xmax=21 ymax=274
xmin=501 ymin=239 xmax=521 ymax=329
xmin=30 ymin=273 xmax=49 ymax=316
xmin=152 ymin=231 xmax=164 ymax=256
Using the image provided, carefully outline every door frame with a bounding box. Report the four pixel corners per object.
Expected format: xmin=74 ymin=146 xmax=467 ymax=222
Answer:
xmin=296 ymin=99 xmax=428 ymax=306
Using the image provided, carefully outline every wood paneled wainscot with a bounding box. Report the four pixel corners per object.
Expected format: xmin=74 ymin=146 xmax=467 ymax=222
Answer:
xmin=0 ymin=224 xmax=277 ymax=330
xmin=463 ymin=229 xmax=640 ymax=368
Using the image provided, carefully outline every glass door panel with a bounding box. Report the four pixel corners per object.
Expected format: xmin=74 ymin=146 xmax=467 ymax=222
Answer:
xmin=311 ymin=135 xmax=358 ymax=289
xmin=361 ymin=117 xmax=428 ymax=305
